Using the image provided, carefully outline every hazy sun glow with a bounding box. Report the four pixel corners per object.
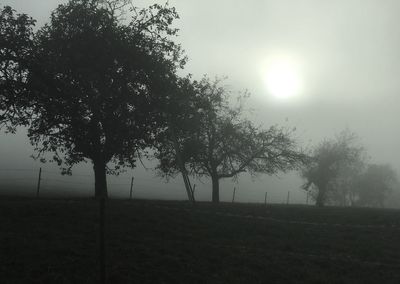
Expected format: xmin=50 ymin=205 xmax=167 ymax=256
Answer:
xmin=263 ymin=57 xmax=302 ymax=100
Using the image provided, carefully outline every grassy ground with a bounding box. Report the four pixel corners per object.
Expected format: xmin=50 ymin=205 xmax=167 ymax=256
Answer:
xmin=1 ymin=198 xmax=400 ymax=283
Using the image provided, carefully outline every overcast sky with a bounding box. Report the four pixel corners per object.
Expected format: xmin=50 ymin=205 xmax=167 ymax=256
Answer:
xmin=1 ymin=0 xmax=400 ymax=203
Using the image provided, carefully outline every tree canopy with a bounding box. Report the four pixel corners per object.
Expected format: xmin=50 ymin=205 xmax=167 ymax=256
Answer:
xmin=0 ymin=6 xmax=35 ymax=131
xmin=1 ymin=0 xmax=185 ymax=198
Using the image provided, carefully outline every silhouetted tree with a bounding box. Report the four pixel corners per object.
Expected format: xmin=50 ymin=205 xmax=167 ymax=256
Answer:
xmin=328 ymin=141 xmax=366 ymax=207
xmin=7 ymin=0 xmax=184 ymax=198
xmin=302 ymin=130 xmax=365 ymax=207
xmin=154 ymin=75 xmax=203 ymax=202
xmin=356 ymin=164 xmax=398 ymax=208
xmin=157 ymin=77 xmax=306 ymax=203
xmin=0 ymin=6 xmax=35 ymax=131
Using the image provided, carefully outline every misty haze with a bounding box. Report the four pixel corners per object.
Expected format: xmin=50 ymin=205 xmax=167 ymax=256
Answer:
xmin=1 ymin=0 xmax=400 ymax=283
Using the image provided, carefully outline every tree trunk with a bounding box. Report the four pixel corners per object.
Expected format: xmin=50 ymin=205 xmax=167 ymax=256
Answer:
xmin=93 ymin=158 xmax=108 ymax=199
xmin=169 ymin=122 xmax=194 ymax=203
xmin=349 ymin=191 xmax=355 ymax=207
xmin=316 ymin=185 xmax=325 ymax=207
xmin=212 ymin=175 xmax=220 ymax=203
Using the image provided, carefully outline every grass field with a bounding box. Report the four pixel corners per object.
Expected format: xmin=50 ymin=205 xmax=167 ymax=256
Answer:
xmin=1 ymin=198 xmax=400 ymax=283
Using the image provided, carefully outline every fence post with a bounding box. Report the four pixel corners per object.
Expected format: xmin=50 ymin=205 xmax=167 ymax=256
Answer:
xmin=264 ymin=191 xmax=268 ymax=206
xmin=286 ymin=191 xmax=290 ymax=205
xmin=36 ymin=167 xmax=42 ymax=198
xmin=99 ymin=197 xmax=106 ymax=284
xmin=306 ymin=191 xmax=309 ymax=205
xmin=129 ymin=176 xmax=134 ymax=200
xmin=232 ymin=187 xmax=236 ymax=203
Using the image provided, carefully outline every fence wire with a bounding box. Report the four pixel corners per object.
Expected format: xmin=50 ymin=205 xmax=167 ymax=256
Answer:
xmin=0 ymin=167 xmax=185 ymax=199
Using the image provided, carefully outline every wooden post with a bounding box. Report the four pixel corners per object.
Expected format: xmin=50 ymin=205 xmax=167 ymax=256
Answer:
xmin=129 ymin=176 xmax=134 ymax=200
xmin=99 ymin=197 xmax=106 ymax=284
xmin=306 ymin=191 xmax=309 ymax=205
xmin=286 ymin=191 xmax=290 ymax=205
xmin=232 ymin=187 xmax=236 ymax=203
xmin=36 ymin=167 xmax=42 ymax=198
xmin=264 ymin=191 xmax=268 ymax=206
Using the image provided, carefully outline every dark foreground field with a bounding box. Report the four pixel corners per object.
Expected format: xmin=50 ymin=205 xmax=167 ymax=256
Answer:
xmin=1 ymin=198 xmax=400 ymax=283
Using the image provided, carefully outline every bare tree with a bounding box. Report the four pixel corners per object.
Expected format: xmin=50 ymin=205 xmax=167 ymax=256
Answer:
xmin=156 ymin=77 xmax=306 ymax=203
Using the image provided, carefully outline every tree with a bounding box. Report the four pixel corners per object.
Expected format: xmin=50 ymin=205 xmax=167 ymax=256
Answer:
xmin=356 ymin=164 xmax=398 ymax=208
xmin=0 ymin=6 xmax=35 ymax=132
xmin=156 ymin=77 xmax=306 ymax=203
xmin=153 ymin=75 xmax=202 ymax=202
xmin=301 ymin=130 xmax=365 ymax=207
xmin=10 ymin=0 xmax=185 ymax=198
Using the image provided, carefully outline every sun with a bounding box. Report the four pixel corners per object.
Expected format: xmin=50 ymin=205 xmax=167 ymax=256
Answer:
xmin=263 ymin=57 xmax=302 ymax=100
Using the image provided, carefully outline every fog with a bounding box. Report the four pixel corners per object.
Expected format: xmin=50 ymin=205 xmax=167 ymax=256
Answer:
xmin=1 ymin=0 xmax=400 ymax=205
